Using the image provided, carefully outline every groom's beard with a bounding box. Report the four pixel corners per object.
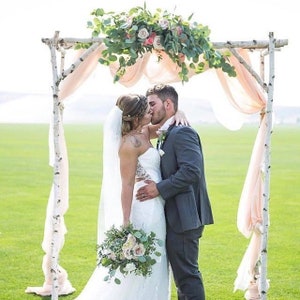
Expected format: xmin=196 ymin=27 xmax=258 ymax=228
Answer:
xmin=151 ymin=109 xmax=167 ymax=125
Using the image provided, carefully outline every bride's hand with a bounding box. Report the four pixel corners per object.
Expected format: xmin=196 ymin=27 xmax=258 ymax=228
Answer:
xmin=174 ymin=110 xmax=190 ymax=126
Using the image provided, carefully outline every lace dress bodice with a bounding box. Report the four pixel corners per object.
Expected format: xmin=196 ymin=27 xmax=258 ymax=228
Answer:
xmin=135 ymin=147 xmax=162 ymax=183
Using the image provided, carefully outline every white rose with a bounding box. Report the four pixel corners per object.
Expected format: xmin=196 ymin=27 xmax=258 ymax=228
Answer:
xmin=137 ymin=28 xmax=149 ymax=39
xmin=159 ymin=19 xmax=169 ymax=30
xmin=123 ymin=233 xmax=136 ymax=249
xmin=153 ymin=36 xmax=164 ymax=50
xmin=120 ymin=16 xmax=133 ymax=29
xmin=123 ymin=248 xmax=133 ymax=259
xmin=124 ymin=262 xmax=136 ymax=273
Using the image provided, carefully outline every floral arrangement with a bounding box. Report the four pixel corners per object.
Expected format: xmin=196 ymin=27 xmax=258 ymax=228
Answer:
xmin=97 ymin=223 xmax=163 ymax=284
xmin=83 ymin=4 xmax=236 ymax=82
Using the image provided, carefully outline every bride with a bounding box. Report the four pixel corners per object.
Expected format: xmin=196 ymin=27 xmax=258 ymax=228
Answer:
xmin=75 ymin=94 xmax=187 ymax=300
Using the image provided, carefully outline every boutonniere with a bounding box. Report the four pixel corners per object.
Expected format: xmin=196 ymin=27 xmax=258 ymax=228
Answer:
xmin=156 ymin=129 xmax=167 ymax=154
xmin=157 ymin=129 xmax=167 ymax=144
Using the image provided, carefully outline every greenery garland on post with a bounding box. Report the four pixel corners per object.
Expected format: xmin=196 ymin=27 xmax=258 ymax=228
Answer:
xmin=77 ymin=4 xmax=236 ymax=82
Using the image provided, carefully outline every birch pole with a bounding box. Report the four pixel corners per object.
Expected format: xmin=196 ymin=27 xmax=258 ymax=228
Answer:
xmin=260 ymin=32 xmax=275 ymax=299
xmin=41 ymin=34 xmax=102 ymax=299
xmin=49 ymin=31 xmax=63 ymax=300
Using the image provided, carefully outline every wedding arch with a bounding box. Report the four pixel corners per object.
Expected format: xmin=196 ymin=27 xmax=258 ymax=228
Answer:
xmin=25 ymin=8 xmax=288 ymax=300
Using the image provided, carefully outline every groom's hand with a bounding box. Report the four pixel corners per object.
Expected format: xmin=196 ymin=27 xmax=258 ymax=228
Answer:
xmin=136 ymin=180 xmax=159 ymax=201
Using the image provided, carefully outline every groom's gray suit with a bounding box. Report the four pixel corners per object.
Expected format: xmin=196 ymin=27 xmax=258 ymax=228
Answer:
xmin=156 ymin=124 xmax=214 ymax=300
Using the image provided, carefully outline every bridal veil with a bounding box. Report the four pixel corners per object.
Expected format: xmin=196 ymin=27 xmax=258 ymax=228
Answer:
xmin=97 ymin=106 xmax=123 ymax=244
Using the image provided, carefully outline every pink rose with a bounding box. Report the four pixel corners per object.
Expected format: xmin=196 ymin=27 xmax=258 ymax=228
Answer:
xmin=174 ymin=26 xmax=183 ymax=36
xmin=143 ymin=32 xmax=156 ymax=46
xmin=178 ymin=53 xmax=185 ymax=63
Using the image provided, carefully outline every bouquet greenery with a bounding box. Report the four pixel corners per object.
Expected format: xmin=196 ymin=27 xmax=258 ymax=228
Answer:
xmin=97 ymin=223 xmax=163 ymax=284
xmin=82 ymin=4 xmax=236 ymax=82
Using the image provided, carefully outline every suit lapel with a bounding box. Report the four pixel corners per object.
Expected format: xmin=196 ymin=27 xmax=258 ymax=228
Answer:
xmin=161 ymin=125 xmax=174 ymax=149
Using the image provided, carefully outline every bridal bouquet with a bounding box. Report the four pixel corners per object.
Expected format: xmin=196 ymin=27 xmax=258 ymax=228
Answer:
xmin=97 ymin=223 xmax=163 ymax=284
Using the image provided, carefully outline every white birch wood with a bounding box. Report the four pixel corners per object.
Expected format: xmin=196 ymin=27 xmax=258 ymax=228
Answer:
xmin=229 ymin=47 xmax=267 ymax=92
xmin=41 ymin=36 xmax=288 ymax=50
xmin=260 ymin=32 xmax=275 ymax=300
xmin=59 ymin=41 xmax=101 ymax=81
xmin=49 ymin=31 xmax=61 ymax=300
xmin=42 ymin=32 xmax=103 ymax=299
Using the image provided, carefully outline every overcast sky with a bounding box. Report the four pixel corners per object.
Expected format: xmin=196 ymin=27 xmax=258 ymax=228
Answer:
xmin=0 ymin=0 xmax=297 ymax=107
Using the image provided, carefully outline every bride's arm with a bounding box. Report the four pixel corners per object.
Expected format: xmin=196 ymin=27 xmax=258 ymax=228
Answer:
xmin=147 ymin=110 xmax=190 ymax=139
xmin=173 ymin=110 xmax=190 ymax=126
xmin=148 ymin=124 xmax=160 ymax=140
xmin=119 ymin=138 xmax=139 ymax=226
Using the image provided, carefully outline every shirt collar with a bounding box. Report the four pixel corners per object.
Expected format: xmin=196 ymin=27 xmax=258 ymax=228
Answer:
xmin=160 ymin=116 xmax=174 ymax=131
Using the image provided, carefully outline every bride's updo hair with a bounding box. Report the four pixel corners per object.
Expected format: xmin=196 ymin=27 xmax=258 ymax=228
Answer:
xmin=116 ymin=94 xmax=148 ymax=136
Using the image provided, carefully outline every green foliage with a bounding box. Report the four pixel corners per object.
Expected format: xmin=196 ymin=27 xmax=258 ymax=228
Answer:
xmin=0 ymin=124 xmax=299 ymax=299
xmin=83 ymin=5 xmax=236 ymax=83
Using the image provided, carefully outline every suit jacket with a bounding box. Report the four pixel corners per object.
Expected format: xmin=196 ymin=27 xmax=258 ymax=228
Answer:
xmin=157 ymin=124 xmax=214 ymax=233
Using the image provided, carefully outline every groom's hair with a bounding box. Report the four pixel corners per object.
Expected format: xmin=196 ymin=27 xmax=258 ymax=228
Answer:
xmin=146 ymin=84 xmax=178 ymax=112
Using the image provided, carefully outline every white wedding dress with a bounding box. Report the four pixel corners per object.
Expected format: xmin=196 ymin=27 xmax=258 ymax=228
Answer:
xmin=75 ymin=147 xmax=170 ymax=300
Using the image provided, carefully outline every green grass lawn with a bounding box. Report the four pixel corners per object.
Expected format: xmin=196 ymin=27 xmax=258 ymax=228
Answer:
xmin=0 ymin=123 xmax=299 ymax=299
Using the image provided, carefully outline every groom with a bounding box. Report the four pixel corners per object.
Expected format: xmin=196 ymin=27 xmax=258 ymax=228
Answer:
xmin=136 ymin=84 xmax=214 ymax=300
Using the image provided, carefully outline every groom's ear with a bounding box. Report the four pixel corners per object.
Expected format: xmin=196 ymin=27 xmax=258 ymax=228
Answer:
xmin=164 ymin=99 xmax=175 ymax=114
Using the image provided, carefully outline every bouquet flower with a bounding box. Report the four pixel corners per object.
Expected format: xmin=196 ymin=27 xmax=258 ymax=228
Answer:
xmin=97 ymin=223 xmax=163 ymax=284
xmin=83 ymin=4 xmax=236 ymax=82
